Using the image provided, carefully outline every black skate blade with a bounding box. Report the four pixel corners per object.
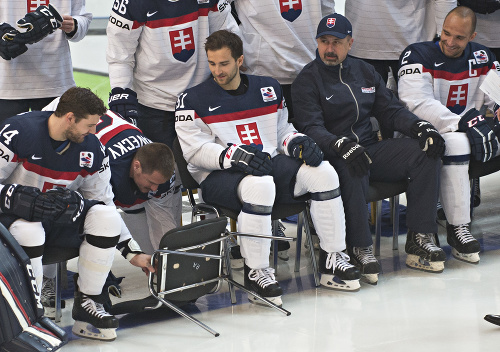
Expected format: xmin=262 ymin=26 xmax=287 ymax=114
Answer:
xmin=484 ymin=315 xmax=500 ymax=327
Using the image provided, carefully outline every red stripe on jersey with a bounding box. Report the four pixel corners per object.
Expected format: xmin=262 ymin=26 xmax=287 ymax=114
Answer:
xmin=115 ymin=198 xmax=147 ymax=208
xmin=17 ymin=159 xmax=95 ymax=180
xmin=132 ymin=21 xmax=146 ymax=29
xmin=200 ymin=105 xmax=278 ymax=125
xmin=99 ymin=124 xmax=142 ymax=145
xmin=145 ymin=8 xmax=210 ymax=29
xmin=423 ymin=65 xmax=492 ymax=81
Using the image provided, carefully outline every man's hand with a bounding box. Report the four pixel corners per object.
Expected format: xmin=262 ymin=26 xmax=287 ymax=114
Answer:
xmin=220 ymin=144 xmax=272 ymax=176
xmin=129 ymin=253 xmax=155 ymax=275
xmin=410 ymin=120 xmax=445 ymax=159
xmin=0 ymin=23 xmax=27 ymax=60
xmin=108 ymin=87 xmax=139 ymax=125
xmin=331 ymin=137 xmax=371 ymax=177
xmin=285 ymin=134 xmax=324 ymax=167
xmin=458 ymin=108 xmax=498 ymax=162
xmin=14 ymin=4 xmax=63 ymax=45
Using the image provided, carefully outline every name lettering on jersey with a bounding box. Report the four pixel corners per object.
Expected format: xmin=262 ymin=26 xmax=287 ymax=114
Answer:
xmin=0 ymin=147 xmax=10 ymax=162
xmin=236 ymin=122 xmax=263 ymax=145
xmin=361 ymin=87 xmax=375 ymax=94
xmin=280 ymin=0 xmax=302 ymax=22
xmin=107 ymin=134 xmax=150 ymax=159
xmin=80 ymin=152 xmax=94 ymax=168
xmin=398 ymin=67 xmax=421 ymax=78
xmin=169 ymin=28 xmax=195 ymax=62
xmin=261 ymin=87 xmax=277 ymax=102
xmin=28 ymin=0 xmax=49 ymax=12
xmin=109 ymin=15 xmax=131 ymax=30
xmin=175 ymin=114 xmax=193 ymax=122
xmin=446 ymin=84 xmax=468 ymax=114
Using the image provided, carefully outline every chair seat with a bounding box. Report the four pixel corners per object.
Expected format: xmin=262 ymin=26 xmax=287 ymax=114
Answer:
xmin=42 ymin=247 xmax=79 ymax=265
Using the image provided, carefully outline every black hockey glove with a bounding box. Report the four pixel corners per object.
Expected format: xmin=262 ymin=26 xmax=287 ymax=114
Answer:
xmin=0 ymin=23 xmax=28 ymax=60
xmin=0 ymin=184 xmax=71 ymax=222
xmin=457 ymin=0 xmax=500 ymax=14
xmin=458 ymin=108 xmax=498 ymax=162
xmin=44 ymin=187 xmax=86 ymax=224
xmin=410 ymin=120 xmax=445 ymax=159
xmin=286 ymin=134 xmax=324 ymax=167
xmin=220 ymin=144 xmax=272 ymax=176
xmin=13 ymin=4 xmax=63 ymax=45
xmin=108 ymin=87 xmax=139 ymax=125
xmin=331 ymin=137 xmax=371 ymax=177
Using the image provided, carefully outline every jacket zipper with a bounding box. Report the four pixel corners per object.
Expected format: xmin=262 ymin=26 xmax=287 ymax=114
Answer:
xmin=339 ymin=62 xmax=360 ymax=143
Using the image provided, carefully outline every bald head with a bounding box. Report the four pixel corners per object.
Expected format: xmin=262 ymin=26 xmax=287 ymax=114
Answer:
xmin=445 ymin=6 xmax=477 ymax=35
xmin=439 ymin=6 xmax=477 ymax=58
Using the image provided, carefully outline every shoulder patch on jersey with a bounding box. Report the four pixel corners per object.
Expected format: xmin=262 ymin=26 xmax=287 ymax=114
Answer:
xmin=260 ymin=87 xmax=277 ymax=102
xmin=473 ymin=50 xmax=489 ymax=64
xmin=80 ymin=152 xmax=94 ymax=168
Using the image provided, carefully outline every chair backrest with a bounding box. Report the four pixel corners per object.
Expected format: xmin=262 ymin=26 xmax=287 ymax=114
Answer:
xmin=155 ymin=217 xmax=228 ymax=302
xmin=172 ymin=137 xmax=201 ymax=190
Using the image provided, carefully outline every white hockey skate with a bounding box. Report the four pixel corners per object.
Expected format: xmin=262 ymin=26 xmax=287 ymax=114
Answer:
xmin=405 ymin=231 xmax=446 ymax=273
xmin=446 ymin=223 xmax=480 ymax=264
xmin=72 ymin=291 xmax=119 ymax=341
xmin=319 ymin=250 xmax=361 ymax=292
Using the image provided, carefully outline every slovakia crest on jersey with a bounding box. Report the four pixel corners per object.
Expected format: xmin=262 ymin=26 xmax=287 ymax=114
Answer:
xmin=28 ymin=0 xmax=49 ymax=12
xmin=236 ymin=122 xmax=263 ymax=145
xmin=280 ymin=0 xmax=302 ymax=22
xmin=473 ymin=50 xmax=488 ymax=64
xmin=169 ymin=28 xmax=195 ymax=62
xmin=446 ymin=84 xmax=468 ymax=114
xmin=80 ymin=152 xmax=94 ymax=168
xmin=261 ymin=86 xmax=277 ymax=102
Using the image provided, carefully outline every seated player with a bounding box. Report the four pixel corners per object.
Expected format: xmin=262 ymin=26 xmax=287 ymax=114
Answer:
xmin=176 ymin=30 xmax=361 ymax=304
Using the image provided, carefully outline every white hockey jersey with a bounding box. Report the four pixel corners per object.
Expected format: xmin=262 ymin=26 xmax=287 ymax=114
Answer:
xmin=106 ymin=0 xmax=238 ymax=112
xmin=0 ymin=0 xmax=92 ymax=100
xmin=175 ymin=74 xmax=296 ymax=183
xmin=398 ymin=40 xmax=500 ymax=134
xmin=345 ymin=0 xmax=456 ymax=61
xmin=232 ymin=0 xmax=335 ymax=85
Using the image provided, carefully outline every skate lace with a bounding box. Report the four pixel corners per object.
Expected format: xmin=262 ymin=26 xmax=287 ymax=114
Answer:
xmin=41 ymin=277 xmax=55 ymax=299
xmin=325 ymin=251 xmax=352 ymax=271
xmin=353 ymin=246 xmax=376 ymax=265
xmin=82 ymin=296 xmax=113 ymax=318
xmin=453 ymin=224 xmax=475 ymax=244
xmin=415 ymin=233 xmax=440 ymax=252
xmin=248 ymin=267 xmax=277 ymax=288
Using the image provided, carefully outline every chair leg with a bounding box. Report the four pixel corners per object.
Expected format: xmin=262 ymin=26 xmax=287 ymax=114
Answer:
xmin=374 ymin=200 xmax=382 ymax=256
xmin=272 ymin=220 xmax=279 ymax=270
xmin=392 ymin=195 xmax=400 ymax=251
xmin=294 ymin=212 xmax=303 ymax=273
xmin=303 ymin=206 xmax=320 ymax=287
xmin=54 ymin=262 xmax=63 ymax=323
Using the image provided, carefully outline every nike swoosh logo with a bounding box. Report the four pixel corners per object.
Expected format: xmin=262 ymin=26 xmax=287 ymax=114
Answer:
xmin=146 ymin=11 xmax=158 ymax=17
xmin=31 ymin=155 xmax=42 ymax=160
xmin=326 ymin=95 xmax=334 ymax=100
xmin=208 ymin=106 xmax=221 ymax=112
xmin=434 ymin=62 xmax=444 ymax=67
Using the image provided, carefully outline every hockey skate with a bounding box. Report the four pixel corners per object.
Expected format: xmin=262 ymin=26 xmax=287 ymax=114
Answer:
xmin=348 ymin=246 xmax=380 ymax=285
xmin=40 ymin=276 xmax=65 ymax=319
xmin=270 ymin=221 xmax=290 ymax=260
xmin=72 ymin=274 xmax=119 ymax=341
xmin=319 ymin=249 xmax=361 ymax=291
xmin=244 ymin=265 xmax=283 ymax=307
xmin=446 ymin=222 xmax=480 ymax=264
xmin=405 ymin=231 xmax=446 ymax=273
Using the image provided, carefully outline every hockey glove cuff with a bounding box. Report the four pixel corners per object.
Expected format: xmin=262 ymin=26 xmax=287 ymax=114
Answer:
xmin=284 ymin=133 xmax=324 ymax=167
xmin=117 ymin=238 xmax=144 ymax=261
xmin=410 ymin=120 xmax=445 ymax=159
xmin=108 ymin=87 xmax=139 ymax=125
xmin=458 ymin=108 xmax=498 ymax=162
xmin=220 ymin=143 xmax=272 ymax=176
xmin=331 ymin=137 xmax=371 ymax=177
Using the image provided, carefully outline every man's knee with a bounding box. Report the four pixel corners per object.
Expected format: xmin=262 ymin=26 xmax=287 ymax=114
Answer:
xmin=83 ymin=205 xmax=121 ymax=248
xmin=238 ymin=175 xmax=276 ymax=206
xmin=9 ymin=219 xmax=45 ymax=258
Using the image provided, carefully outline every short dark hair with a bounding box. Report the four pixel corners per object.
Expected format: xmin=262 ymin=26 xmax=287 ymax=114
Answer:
xmin=134 ymin=142 xmax=175 ymax=179
xmin=55 ymin=87 xmax=107 ymax=122
xmin=205 ymin=30 xmax=243 ymax=60
xmin=446 ymin=6 xmax=477 ymax=34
